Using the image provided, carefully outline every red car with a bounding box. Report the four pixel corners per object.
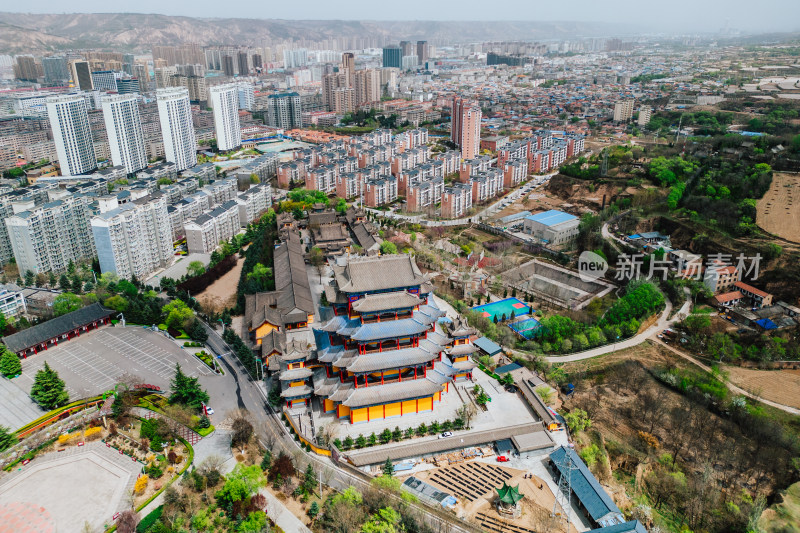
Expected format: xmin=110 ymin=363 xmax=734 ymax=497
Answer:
xmin=496 ymin=456 xmax=509 ymax=462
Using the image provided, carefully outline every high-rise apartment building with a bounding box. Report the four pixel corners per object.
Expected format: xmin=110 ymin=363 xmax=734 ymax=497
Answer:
xmin=237 ymin=51 xmax=249 ymax=76
xmin=91 ymin=194 xmax=173 ymax=280
xmin=222 ymin=55 xmax=235 ymax=77
xmin=637 ymin=105 xmax=652 ymax=127
xmin=451 ymin=97 xmax=481 ymax=160
xmin=237 ymin=82 xmax=254 ymax=110
xmin=70 ymin=61 xmax=94 ymax=91
xmin=42 ymin=56 xmax=70 ymax=84
xmin=5 ymin=195 xmax=96 ymax=274
xmin=416 ymin=41 xmax=429 ymax=63
xmin=322 ymin=71 xmax=349 ymax=111
xmin=342 ymin=52 xmax=355 ymax=85
xmin=251 ymin=54 xmax=262 ymax=72
xmin=332 ymin=87 xmax=355 ymax=114
xmin=91 ymin=70 xmax=120 ymax=92
xmin=266 ymin=92 xmax=302 ymax=130
xmin=354 ymin=69 xmax=381 ymax=107
xmin=382 ymin=46 xmax=401 ymax=69
xmin=283 ymin=49 xmax=308 ymax=69
xmin=157 ymin=87 xmax=197 ymax=171
xmin=14 ymin=56 xmax=38 ymax=82
xmin=122 ymin=53 xmax=135 ymax=75
xmin=209 ymin=84 xmax=242 ymax=152
xmin=46 ymin=94 xmax=97 ymax=176
xmin=400 ymin=41 xmax=414 ymax=57
xmin=613 ymin=100 xmax=635 ymax=122
xmin=101 ymin=94 xmax=147 ymax=174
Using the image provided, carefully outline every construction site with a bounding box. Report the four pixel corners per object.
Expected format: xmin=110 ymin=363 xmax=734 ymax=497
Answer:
xmin=502 ymin=258 xmax=617 ymax=310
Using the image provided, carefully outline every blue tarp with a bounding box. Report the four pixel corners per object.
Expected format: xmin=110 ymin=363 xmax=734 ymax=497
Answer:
xmin=755 ymin=318 xmax=778 ymax=330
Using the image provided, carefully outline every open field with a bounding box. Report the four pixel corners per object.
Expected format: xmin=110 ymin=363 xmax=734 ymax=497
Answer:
xmin=724 ymin=366 xmax=800 ymax=409
xmin=194 ymin=255 xmax=245 ymax=312
xmin=756 ymin=171 xmax=800 ymax=243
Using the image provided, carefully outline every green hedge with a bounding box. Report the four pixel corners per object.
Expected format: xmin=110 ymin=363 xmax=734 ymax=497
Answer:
xmin=135 ymin=505 xmax=163 ymax=533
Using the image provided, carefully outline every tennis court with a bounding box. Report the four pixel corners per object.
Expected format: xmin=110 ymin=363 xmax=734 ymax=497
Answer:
xmin=509 ymin=317 xmax=543 ymax=339
xmin=472 ymin=298 xmax=531 ymax=322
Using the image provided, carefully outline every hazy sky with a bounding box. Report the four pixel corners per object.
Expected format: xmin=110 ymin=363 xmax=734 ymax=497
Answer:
xmin=7 ymin=0 xmax=800 ymax=33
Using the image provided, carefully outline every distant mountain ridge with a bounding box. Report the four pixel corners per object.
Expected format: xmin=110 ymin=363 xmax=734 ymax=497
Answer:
xmin=0 ymin=12 xmax=634 ymax=54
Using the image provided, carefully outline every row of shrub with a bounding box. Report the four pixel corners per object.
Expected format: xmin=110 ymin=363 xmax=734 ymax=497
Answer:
xmin=333 ymin=419 xmax=465 ymax=451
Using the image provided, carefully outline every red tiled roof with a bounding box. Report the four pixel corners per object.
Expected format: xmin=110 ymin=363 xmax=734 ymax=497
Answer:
xmin=734 ymin=281 xmax=770 ymax=298
xmin=714 ymin=291 xmax=743 ymax=303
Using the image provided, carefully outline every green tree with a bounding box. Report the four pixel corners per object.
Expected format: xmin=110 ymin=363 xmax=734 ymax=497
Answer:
xmin=162 ymin=299 xmax=194 ymax=330
xmin=104 ymin=295 xmax=128 ymax=312
xmin=187 ymin=261 xmax=206 ymax=277
xmin=169 ymin=363 xmax=210 ymax=410
xmin=382 ymin=457 xmax=394 ymax=477
xmin=0 ymin=425 xmax=15 ymax=452
xmin=379 ymin=241 xmax=397 ymax=255
xmin=684 ymin=314 xmax=711 ymax=335
xmin=30 ymin=361 xmax=69 ymax=409
xmin=24 ymin=270 xmax=34 ymax=287
xmin=246 ymin=263 xmax=272 ymax=290
xmin=564 ymin=408 xmax=592 ymax=433
xmin=308 ymin=501 xmax=320 ymax=518
xmin=53 ymin=293 xmax=82 ymax=316
xmin=0 ymin=348 xmax=22 ymax=377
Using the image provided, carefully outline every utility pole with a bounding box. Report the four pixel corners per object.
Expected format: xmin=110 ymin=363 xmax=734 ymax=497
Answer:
xmin=553 ymin=447 xmax=577 ymax=533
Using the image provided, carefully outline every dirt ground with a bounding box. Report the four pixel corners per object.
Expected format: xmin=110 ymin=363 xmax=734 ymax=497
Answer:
xmin=195 ymin=256 xmax=245 ymax=313
xmin=724 ymin=366 xmax=800 ymax=409
xmin=756 ymin=172 xmax=800 ymax=243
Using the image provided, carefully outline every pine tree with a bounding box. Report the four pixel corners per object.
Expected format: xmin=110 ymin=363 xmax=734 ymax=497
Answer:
xmin=308 ymin=501 xmax=319 ymax=518
xmin=0 ymin=348 xmax=22 ymax=378
xmin=169 ymin=363 xmax=209 ymax=410
xmin=382 ymin=457 xmax=394 ymax=477
xmin=0 ymin=425 xmax=15 ymax=452
xmin=30 ymin=361 xmax=69 ymax=409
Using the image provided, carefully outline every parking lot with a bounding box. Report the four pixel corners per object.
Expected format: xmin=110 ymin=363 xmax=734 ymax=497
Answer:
xmin=17 ymin=326 xmax=214 ymax=400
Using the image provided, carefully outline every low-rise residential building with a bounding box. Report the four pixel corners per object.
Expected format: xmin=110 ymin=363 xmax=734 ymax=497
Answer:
xmin=236 ymin=184 xmax=271 ymax=227
xmin=0 ymin=283 xmax=26 ymax=318
xmin=364 ymin=175 xmax=398 ymax=207
xmin=441 ymin=182 xmax=473 ymax=219
xmin=184 ymin=199 xmax=239 ymax=254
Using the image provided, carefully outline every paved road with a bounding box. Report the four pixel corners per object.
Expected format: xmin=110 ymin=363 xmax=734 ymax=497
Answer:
xmin=519 ymin=294 xmax=690 ymax=364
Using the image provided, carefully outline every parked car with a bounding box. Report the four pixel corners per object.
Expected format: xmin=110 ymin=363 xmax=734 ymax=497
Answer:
xmin=204 ymin=406 xmax=214 ymax=415
xmin=497 ymin=456 xmax=509 ymax=462
xmin=438 ymin=432 xmax=453 ymax=439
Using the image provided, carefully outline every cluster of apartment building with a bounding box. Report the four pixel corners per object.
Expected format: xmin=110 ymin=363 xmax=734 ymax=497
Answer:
xmin=276 ymin=124 xmax=583 ymax=218
xmin=0 ymin=158 xmax=272 ymax=280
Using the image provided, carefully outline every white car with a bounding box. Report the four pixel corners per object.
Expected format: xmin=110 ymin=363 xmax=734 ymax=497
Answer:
xmin=439 ymin=431 xmax=453 ymax=439
xmin=204 ymin=406 xmax=214 ymax=416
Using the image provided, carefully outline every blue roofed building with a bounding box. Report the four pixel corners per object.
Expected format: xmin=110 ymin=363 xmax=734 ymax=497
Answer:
xmin=523 ymin=210 xmax=580 ymax=247
xmin=549 ymin=446 xmax=626 ymax=528
xmin=473 ymin=336 xmax=503 ymax=356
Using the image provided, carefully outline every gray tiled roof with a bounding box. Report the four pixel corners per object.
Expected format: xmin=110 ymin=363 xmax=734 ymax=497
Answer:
xmin=342 ymin=379 xmax=443 ymax=408
xmin=333 ymin=254 xmax=426 ymax=293
xmin=3 ymin=303 xmax=111 ymax=353
xmin=351 ymin=291 xmax=424 ymax=313
xmin=345 ymin=347 xmax=439 ymax=374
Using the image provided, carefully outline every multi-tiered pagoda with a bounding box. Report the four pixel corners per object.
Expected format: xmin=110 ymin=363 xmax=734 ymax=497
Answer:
xmin=312 ymin=254 xmax=473 ymax=424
